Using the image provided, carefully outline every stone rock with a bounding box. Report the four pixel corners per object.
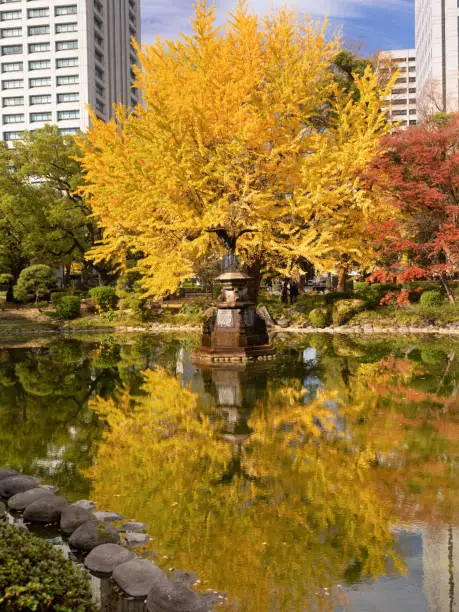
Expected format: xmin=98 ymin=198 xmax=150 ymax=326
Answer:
xmin=69 ymin=520 xmax=120 ymax=552
xmin=0 ymin=468 xmax=18 ymax=481
xmin=60 ymin=505 xmax=95 ymax=535
xmin=172 ymin=570 xmax=199 ymax=586
xmin=0 ymin=475 xmax=38 ymax=499
xmin=39 ymin=485 xmax=58 ymax=494
xmin=8 ymin=487 xmax=53 ymax=511
xmin=71 ymin=499 xmax=96 ymax=511
xmin=146 ymin=568 xmax=208 ymax=611
xmin=84 ymin=543 xmax=136 ymax=577
xmin=119 ymin=521 xmax=147 ymax=533
xmin=23 ymin=495 xmax=68 ymax=524
xmin=256 ymin=306 xmax=276 ymax=328
xmin=93 ymin=510 xmax=124 ymax=522
xmin=113 ymin=559 xmax=164 ymax=599
xmin=125 ymin=532 xmax=150 ymax=548
xmin=276 ymin=317 xmax=291 ymax=329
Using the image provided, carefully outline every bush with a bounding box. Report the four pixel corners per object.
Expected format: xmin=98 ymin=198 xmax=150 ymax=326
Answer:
xmin=56 ymin=296 xmax=81 ymax=319
xmin=332 ymin=299 xmax=366 ymax=325
xmin=324 ymin=291 xmax=353 ymax=305
xmin=88 ymin=286 xmax=117 ymax=312
xmin=0 ymin=522 xmax=95 ymax=611
xmin=420 ymin=290 xmax=444 ymax=307
xmin=50 ymin=291 xmax=67 ymax=306
xmin=308 ymin=308 xmax=330 ymax=328
xmin=13 ymin=265 xmax=56 ymax=303
xmin=354 ymin=282 xmax=397 ymax=308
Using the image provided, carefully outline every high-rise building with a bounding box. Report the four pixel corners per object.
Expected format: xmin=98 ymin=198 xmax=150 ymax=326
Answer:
xmin=378 ymin=49 xmax=418 ymax=129
xmin=0 ymin=0 xmax=141 ymax=143
xmin=415 ymin=0 xmax=459 ymax=116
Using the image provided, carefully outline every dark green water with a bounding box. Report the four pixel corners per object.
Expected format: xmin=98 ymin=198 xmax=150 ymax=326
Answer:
xmin=0 ymin=333 xmax=458 ymax=611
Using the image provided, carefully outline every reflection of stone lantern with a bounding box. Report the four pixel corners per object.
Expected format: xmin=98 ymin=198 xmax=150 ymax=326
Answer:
xmin=192 ymin=228 xmax=275 ymax=364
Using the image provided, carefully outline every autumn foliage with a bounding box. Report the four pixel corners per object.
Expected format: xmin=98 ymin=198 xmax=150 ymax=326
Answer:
xmin=78 ymin=0 xmax=393 ymax=298
xmin=366 ymin=114 xmax=459 ymax=301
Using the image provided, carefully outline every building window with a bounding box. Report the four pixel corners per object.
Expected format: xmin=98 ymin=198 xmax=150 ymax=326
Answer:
xmin=95 ymin=83 xmax=104 ymax=96
xmin=2 ymin=112 xmax=23 ymax=123
xmin=59 ymin=127 xmax=78 ymax=135
xmin=28 ymin=8 xmax=49 ymax=18
xmin=0 ymin=11 xmax=21 ymax=21
xmin=1 ymin=44 xmax=22 ymax=54
xmin=56 ymin=57 xmax=78 ymax=68
xmin=392 ymin=109 xmax=407 ymax=116
xmin=29 ymin=59 xmax=50 ymax=70
xmin=30 ymin=111 xmax=52 ymax=122
xmin=56 ymin=40 xmax=78 ymax=51
xmin=57 ymin=91 xmax=79 ymax=102
xmin=1 ymin=60 xmax=22 ymax=71
xmin=29 ymin=76 xmax=51 ymax=87
xmin=1 ymin=27 xmax=21 ymax=37
xmin=409 ymin=120 xmax=417 ymax=125
xmin=409 ymin=109 xmax=417 ymax=115
xmin=28 ymin=25 xmax=49 ymax=36
xmin=29 ymin=42 xmax=50 ymax=53
xmin=57 ymin=109 xmax=79 ymax=120
xmin=2 ymin=78 xmax=22 ymax=88
xmin=2 ymin=95 xmax=22 ymax=106
xmin=55 ymin=5 xmax=77 ymax=16
xmin=95 ymin=99 xmax=104 ymax=113
xmin=30 ymin=94 xmax=51 ymax=105
xmin=56 ymin=74 xmax=78 ymax=86
xmin=95 ymin=50 xmax=103 ymax=64
xmin=3 ymin=130 xmax=22 ymax=141
xmin=55 ymin=22 xmax=77 ymax=34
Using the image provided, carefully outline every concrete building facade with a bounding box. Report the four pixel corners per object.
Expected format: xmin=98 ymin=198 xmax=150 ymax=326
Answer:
xmin=415 ymin=0 xmax=459 ymax=115
xmin=0 ymin=0 xmax=140 ymax=142
xmin=378 ymin=49 xmax=418 ymax=128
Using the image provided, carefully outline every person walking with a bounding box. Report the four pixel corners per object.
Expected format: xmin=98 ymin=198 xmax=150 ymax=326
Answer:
xmin=289 ymin=282 xmax=299 ymax=305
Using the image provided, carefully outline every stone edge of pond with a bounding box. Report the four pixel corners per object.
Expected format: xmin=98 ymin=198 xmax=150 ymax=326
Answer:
xmin=0 ymin=322 xmax=458 ymax=338
xmin=0 ymin=471 xmax=222 ymax=611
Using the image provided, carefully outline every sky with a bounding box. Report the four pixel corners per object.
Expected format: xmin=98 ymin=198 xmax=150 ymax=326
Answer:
xmin=140 ymin=0 xmax=415 ymax=56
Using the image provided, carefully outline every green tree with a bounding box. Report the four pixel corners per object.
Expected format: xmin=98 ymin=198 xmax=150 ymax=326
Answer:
xmin=0 ymin=126 xmax=95 ymax=284
xmin=13 ymin=264 xmax=56 ymax=303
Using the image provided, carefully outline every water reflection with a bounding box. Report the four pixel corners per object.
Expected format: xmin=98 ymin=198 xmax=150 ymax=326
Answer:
xmin=0 ymin=334 xmax=458 ymax=610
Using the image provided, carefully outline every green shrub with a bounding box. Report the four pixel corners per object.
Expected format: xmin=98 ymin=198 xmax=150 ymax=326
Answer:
xmin=118 ymin=295 xmax=143 ymax=312
xmin=50 ymin=291 xmax=67 ymax=306
xmin=419 ymin=290 xmax=444 ymax=307
xmin=0 ymin=522 xmax=95 ymax=611
xmin=56 ymin=295 xmax=81 ymax=319
xmin=354 ymin=282 xmax=396 ymax=308
xmin=88 ymin=286 xmax=117 ymax=312
xmin=308 ymin=308 xmax=330 ymax=328
xmin=332 ymin=299 xmax=366 ymax=325
xmin=324 ymin=291 xmax=353 ymax=305
xmin=13 ymin=265 xmax=56 ymax=303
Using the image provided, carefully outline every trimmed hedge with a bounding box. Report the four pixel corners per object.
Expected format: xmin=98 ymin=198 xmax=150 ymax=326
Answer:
xmin=353 ymin=282 xmax=397 ymax=308
xmin=309 ymin=308 xmax=330 ymax=328
xmin=88 ymin=286 xmax=117 ymax=312
xmin=332 ymin=299 xmax=366 ymax=325
xmin=57 ymin=296 xmax=81 ymax=319
xmin=0 ymin=522 xmax=95 ymax=611
xmin=419 ymin=290 xmax=444 ymax=307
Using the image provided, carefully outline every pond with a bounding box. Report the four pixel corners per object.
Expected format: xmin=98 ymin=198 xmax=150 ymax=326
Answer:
xmin=0 ymin=333 xmax=458 ymax=611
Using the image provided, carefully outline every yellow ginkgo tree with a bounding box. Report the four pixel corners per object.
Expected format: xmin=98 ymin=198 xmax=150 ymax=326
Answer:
xmin=79 ymin=0 xmax=395 ymax=298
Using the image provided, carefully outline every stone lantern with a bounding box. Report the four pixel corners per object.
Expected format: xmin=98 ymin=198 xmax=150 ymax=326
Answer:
xmin=192 ymin=228 xmax=275 ymax=364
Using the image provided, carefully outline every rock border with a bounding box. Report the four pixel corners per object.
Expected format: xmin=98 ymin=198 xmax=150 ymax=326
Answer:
xmin=0 ymin=468 xmax=221 ymax=611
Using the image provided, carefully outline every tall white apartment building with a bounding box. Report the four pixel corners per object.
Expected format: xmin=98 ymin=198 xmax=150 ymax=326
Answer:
xmin=0 ymin=0 xmax=141 ymax=143
xmin=378 ymin=49 xmax=418 ymax=128
xmin=416 ymin=0 xmax=459 ymax=115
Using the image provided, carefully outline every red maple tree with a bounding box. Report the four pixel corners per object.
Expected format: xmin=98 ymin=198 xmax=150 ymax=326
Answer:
xmin=365 ymin=114 xmax=459 ymax=302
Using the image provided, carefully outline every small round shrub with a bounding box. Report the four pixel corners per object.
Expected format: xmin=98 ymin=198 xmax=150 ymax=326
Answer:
xmin=56 ymin=295 xmax=81 ymax=319
xmin=332 ymin=299 xmax=366 ymax=325
xmin=13 ymin=265 xmax=56 ymax=303
xmin=308 ymin=308 xmax=330 ymax=328
xmin=420 ymin=290 xmax=444 ymax=307
xmin=0 ymin=522 xmax=95 ymax=611
xmin=88 ymin=286 xmax=117 ymax=312
xmin=50 ymin=291 xmax=67 ymax=307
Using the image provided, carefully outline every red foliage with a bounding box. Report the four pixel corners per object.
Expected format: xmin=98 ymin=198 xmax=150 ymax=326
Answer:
xmin=365 ymin=115 xmax=459 ymax=291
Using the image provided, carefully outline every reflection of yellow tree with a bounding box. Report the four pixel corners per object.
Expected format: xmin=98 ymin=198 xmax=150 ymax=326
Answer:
xmin=88 ymin=369 xmax=402 ymax=611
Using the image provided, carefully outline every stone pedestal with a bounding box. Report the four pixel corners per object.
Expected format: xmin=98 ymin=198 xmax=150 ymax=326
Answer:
xmin=192 ymin=271 xmax=274 ymax=364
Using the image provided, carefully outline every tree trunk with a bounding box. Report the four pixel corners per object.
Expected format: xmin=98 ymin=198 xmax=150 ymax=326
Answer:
xmin=440 ymin=276 xmax=455 ymax=304
xmin=337 ymin=266 xmax=348 ymax=293
xmin=244 ymin=259 xmax=263 ymax=303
